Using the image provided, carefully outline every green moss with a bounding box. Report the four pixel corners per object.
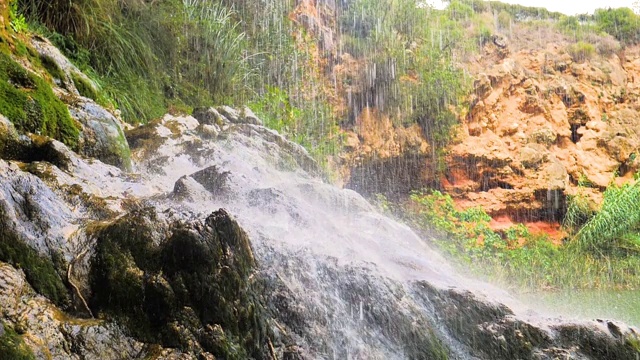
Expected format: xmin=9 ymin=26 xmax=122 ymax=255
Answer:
xmin=13 ymin=39 xmax=28 ymax=57
xmin=0 ymin=322 xmax=35 ymax=360
xmin=89 ymin=209 xmax=269 ymax=358
xmin=0 ymin=51 xmax=79 ymax=148
xmin=0 ymin=232 xmax=69 ymax=307
xmin=70 ymin=71 xmax=98 ymax=101
xmin=40 ymin=54 xmax=65 ymax=81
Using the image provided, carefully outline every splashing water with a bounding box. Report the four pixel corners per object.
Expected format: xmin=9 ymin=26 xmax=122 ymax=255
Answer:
xmin=129 ymin=113 xmax=638 ymax=359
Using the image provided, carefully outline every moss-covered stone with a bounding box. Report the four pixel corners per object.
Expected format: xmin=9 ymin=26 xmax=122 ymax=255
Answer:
xmin=0 ymin=229 xmax=69 ymax=307
xmin=40 ymin=54 xmax=65 ymax=83
xmin=0 ymin=322 xmax=35 ymax=360
xmin=70 ymin=71 xmax=99 ymax=101
xmin=89 ymin=208 xmax=271 ymax=359
xmin=0 ymin=50 xmax=79 ymax=149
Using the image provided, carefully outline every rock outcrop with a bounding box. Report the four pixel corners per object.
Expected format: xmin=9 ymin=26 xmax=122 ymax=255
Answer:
xmin=446 ymin=38 xmax=640 ymax=223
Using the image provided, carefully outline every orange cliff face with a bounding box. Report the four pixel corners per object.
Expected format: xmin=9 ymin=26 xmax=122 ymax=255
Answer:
xmin=449 ymin=32 xmax=640 ymax=228
xmin=289 ymin=2 xmax=640 ymax=237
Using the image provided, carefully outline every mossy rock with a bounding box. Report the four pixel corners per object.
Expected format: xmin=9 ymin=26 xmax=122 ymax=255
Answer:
xmin=0 ymin=228 xmax=70 ymax=307
xmin=89 ymin=208 xmax=271 ymax=358
xmin=0 ymin=322 xmax=35 ymax=360
xmin=70 ymin=71 xmax=99 ymax=101
xmin=0 ymin=51 xmax=79 ymax=148
xmin=40 ymin=54 xmax=66 ymax=85
xmin=70 ymin=99 xmax=132 ymax=170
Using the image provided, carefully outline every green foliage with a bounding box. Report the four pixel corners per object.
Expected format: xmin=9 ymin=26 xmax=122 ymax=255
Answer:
xmin=563 ymin=193 xmax=595 ymax=230
xmin=566 ymin=41 xmax=596 ymax=63
xmin=497 ymin=10 xmax=512 ymax=30
xmin=447 ymin=1 xmax=475 ymax=21
xmin=0 ymin=323 xmax=35 ymax=360
xmin=9 ymin=0 xmax=28 ymax=33
xmin=594 ymin=7 xmax=640 ymax=46
xmin=21 ymin=0 xmax=251 ymax=123
xmin=575 ymin=181 xmax=640 ymax=255
xmin=248 ymin=86 xmax=341 ymax=162
xmin=339 ymin=0 xmax=470 ymax=173
xmin=0 ymin=50 xmax=79 ymax=148
xmin=452 ymin=0 xmax=563 ymax=21
xmin=409 ymin=190 xmax=640 ymax=290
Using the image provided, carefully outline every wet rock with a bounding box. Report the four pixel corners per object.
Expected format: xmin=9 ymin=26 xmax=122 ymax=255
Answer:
xmin=347 ymin=151 xmax=431 ymax=198
xmin=189 ymin=165 xmax=230 ymax=196
xmin=197 ymin=124 xmax=220 ymax=139
xmin=172 ymin=175 xmax=212 ymax=201
xmin=217 ymin=105 xmax=241 ymax=123
xmin=241 ymin=106 xmax=264 ymax=126
xmin=492 ymin=35 xmax=508 ymax=49
xmin=0 ymin=262 xmax=156 ymax=359
xmin=89 ymin=208 xmax=271 ymax=359
xmin=214 ymin=105 xmax=264 ymax=126
xmin=234 ymin=124 xmax=322 ymax=176
xmin=0 ymin=114 xmax=19 ymax=158
xmin=0 ymin=160 xmax=76 ymax=304
xmin=192 ymin=107 xmax=227 ymax=127
xmin=414 ymin=281 xmax=640 ymax=359
xmin=69 ymin=99 xmax=131 ymax=170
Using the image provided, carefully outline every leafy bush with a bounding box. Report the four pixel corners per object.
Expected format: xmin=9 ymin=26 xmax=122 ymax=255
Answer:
xmin=594 ymin=7 xmax=640 ymax=46
xmin=575 ymin=181 xmax=640 ymax=255
xmin=566 ymin=41 xmax=596 ymax=63
xmin=497 ymin=10 xmax=512 ymax=30
xmin=409 ymin=190 xmax=640 ymax=290
xmin=20 ymin=0 xmax=251 ymax=122
xmin=339 ymin=0 xmax=470 ymax=172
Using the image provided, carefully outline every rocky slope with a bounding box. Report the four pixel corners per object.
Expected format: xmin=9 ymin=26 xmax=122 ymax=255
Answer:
xmin=448 ymin=34 xmax=640 ymax=229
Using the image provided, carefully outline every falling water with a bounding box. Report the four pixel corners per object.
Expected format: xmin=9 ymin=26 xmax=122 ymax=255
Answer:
xmin=124 ymin=113 xmax=638 ymax=359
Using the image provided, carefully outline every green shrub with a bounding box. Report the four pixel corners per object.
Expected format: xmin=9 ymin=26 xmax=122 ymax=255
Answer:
xmin=567 ymin=41 xmax=596 ymax=63
xmin=9 ymin=0 xmax=28 ymax=33
xmin=447 ymin=1 xmax=475 ymax=21
xmin=497 ymin=10 xmax=512 ymax=30
xmin=563 ymin=193 xmax=596 ymax=230
xmin=409 ymin=189 xmax=640 ymax=290
xmin=20 ymin=0 xmax=251 ymax=123
xmin=594 ymin=7 xmax=640 ymax=46
xmin=574 ymin=181 xmax=640 ymax=255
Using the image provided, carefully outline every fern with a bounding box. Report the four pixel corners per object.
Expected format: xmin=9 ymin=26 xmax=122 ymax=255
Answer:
xmin=575 ymin=181 xmax=640 ymax=254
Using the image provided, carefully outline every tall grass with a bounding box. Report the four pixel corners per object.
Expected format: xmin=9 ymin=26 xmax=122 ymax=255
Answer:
xmin=19 ymin=0 xmax=251 ymax=122
xmin=574 ymin=181 xmax=640 ymax=255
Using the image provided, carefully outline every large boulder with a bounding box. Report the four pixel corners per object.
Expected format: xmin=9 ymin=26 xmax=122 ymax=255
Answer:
xmin=69 ymin=99 xmax=131 ymax=170
xmin=89 ymin=208 xmax=272 ymax=359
